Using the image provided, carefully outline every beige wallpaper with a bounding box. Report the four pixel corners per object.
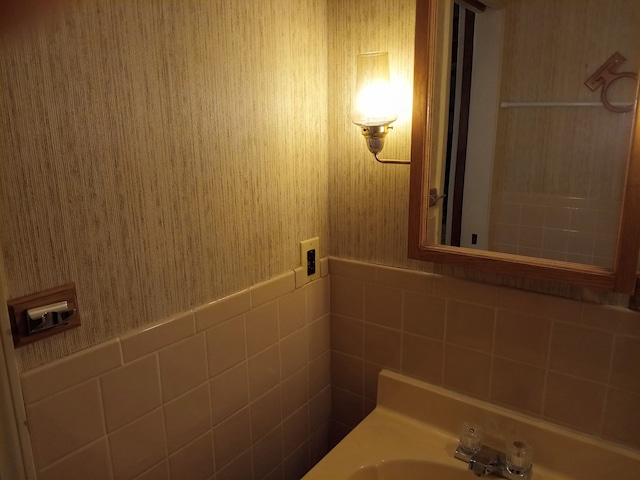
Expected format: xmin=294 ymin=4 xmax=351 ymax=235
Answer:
xmin=3 ymin=0 xmax=638 ymax=371
xmin=0 ymin=0 xmax=329 ymax=370
xmin=327 ymin=0 xmax=426 ymax=270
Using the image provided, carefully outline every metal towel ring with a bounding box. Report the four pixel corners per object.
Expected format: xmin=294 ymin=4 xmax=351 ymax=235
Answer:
xmin=585 ymin=52 xmax=638 ymax=113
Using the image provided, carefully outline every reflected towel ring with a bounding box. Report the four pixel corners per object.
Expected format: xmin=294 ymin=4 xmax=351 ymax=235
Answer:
xmin=585 ymin=52 xmax=638 ymax=113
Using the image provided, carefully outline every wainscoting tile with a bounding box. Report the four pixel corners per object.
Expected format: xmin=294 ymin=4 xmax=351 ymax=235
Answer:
xmin=132 ymin=461 xmax=169 ymax=480
xmin=307 ymin=277 xmax=331 ymax=322
xmin=210 ymin=361 xmax=249 ymax=425
xmin=164 ymin=383 xmax=211 ymax=453
xmin=101 ymin=354 xmax=161 ymax=432
xmin=21 ymin=338 xmax=122 ymax=405
xmin=206 ymin=315 xmax=247 ymax=377
xmin=27 ymin=379 xmax=105 ymax=469
xmin=158 ymin=333 xmax=208 ymax=402
xmin=279 ymin=288 xmax=307 ymax=337
xmin=167 ymin=432 xmax=214 ymax=480
xmin=543 ymin=372 xmax=606 ymax=435
xmin=108 ymin=408 xmax=167 ymax=480
xmin=250 ymin=386 xmax=283 ymax=441
xmin=37 ymin=439 xmax=111 ymax=480
xmin=245 ymin=301 xmax=279 ymax=356
xmin=212 ymin=407 xmax=252 ymax=470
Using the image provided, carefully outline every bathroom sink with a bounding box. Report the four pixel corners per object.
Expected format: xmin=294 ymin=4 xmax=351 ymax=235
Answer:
xmin=303 ymin=370 xmax=640 ymax=480
xmin=348 ymin=459 xmax=469 ymax=480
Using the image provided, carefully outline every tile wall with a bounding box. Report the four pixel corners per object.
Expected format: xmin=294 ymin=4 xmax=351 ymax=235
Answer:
xmin=17 ymin=255 xmax=640 ymax=480
xmin=19 ymin=268 xmax=331 ymax=480
xmin=489 ymin=191 xmax=621 ymax=268
xmin=329 ymin=257 xmax=640 ymax=452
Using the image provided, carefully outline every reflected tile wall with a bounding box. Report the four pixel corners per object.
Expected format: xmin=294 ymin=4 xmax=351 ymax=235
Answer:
xmin=21 ymin=267 xmax=331 ymax=480
xmin=329 ymin=257 xmax=640 ymax=451
xmin=489 ymin=192 xmax=621 ymax=267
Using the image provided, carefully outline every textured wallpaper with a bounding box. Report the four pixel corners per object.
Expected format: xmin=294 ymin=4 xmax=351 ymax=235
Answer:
xmin=327 ymin=0 xmax=425 ymax=270
xmin=3 ymin=0 xmax=638 ymax=370
xmin=0 ymin=0 xmax=329 ymax=370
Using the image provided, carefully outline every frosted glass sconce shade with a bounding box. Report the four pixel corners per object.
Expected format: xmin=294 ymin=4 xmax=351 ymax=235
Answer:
xmin=351 ymin=52 xmax=408 ymax=164
xmin=352 ymin=52 xmax=397 ymax=127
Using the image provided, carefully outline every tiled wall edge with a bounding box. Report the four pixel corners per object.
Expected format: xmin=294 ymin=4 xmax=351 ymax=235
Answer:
xmin=320 ymin=257 xmax=329 ymax=277
xmin=19 ymin=260 xmax=331 ymax=401
xmin=328 ymin=257 xmax=441 ymax=296
xmin=194 ymin=289 xmax=251 ymax=332
xmin=328 ymin=256 xmax=376 ymax=282
xmin=327 ymin=257 xmax=640 ymax=333
xmin=250 ymin=271 xmax=296 ymax=308
xmin=120 ymin=311 xmax=195 ymax=363
xmin=21 ymin=339 xmax=122 ymax=405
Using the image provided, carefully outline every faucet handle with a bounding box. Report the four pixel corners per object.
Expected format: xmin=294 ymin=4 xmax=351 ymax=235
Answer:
xmin=505 ymin=440 xmax=533 ymax=475
xmin=459 ymin=423 xmax=484 ymax=455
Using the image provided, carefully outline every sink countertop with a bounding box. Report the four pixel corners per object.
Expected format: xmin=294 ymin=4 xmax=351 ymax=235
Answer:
xmin=303 ymin=406 xmax=565 ymax=480
xmin=303 ymin=370 xmax=640 ymax=480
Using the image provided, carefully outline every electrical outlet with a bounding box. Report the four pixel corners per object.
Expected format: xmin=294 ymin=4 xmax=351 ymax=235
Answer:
xmin=300 ymin=237 xmax=320 ymax=281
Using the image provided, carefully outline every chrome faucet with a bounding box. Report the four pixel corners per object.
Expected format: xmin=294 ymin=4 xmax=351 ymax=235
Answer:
xmin=454 ymin=423 xmax=533 ymax=479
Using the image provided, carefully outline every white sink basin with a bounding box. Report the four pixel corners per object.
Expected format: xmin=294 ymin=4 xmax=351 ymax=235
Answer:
xmin=348 ymin=459 xmax=470 ymax=480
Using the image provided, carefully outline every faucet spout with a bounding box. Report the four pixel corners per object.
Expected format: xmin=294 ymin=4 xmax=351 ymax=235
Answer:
xmin=454 ymin=432 xmax=533 ymax=480
xmin=467 ymin=445 xmax=501 ymax=477
xmin=469 ymin=460 xmax=490 ymax=476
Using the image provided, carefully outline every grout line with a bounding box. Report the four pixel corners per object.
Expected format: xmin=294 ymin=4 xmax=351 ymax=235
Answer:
xmin=275 ymin=297 xmax=286 ymax=472
xmin=540 ymin=321 xmax=555 ymax=422
xmin=599 ymin=332 xmax=618 ymax=436
xmin=155 ymin=354 xmax=170 ymax=468
xmin=441 ymin=299 xmax=449 ymax=386
xmin=399 ymin=289 xmax=406 ymax=375
xmin=488 ymin=305 xmax=497 ymax=400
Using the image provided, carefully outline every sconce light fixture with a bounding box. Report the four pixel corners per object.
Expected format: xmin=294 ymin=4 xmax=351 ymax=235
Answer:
xmin=352 ymin=51 xmax=410 ymax=164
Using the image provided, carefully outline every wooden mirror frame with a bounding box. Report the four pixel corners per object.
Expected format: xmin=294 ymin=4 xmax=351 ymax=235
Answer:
xmin=408 ymin=0 xmax=640 ymax=293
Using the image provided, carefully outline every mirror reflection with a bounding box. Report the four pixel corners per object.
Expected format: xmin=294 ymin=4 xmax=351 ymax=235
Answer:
xmin=432 ymin=0 xmax=639 ymax=270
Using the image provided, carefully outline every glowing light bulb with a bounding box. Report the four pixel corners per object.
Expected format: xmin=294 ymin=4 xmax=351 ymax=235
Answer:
xmin=352 ymin=52 xmax=397 ymax=127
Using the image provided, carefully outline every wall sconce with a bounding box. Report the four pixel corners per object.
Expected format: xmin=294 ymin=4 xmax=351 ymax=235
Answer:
xmin=352 ymin=51 xmax=410 ymax=165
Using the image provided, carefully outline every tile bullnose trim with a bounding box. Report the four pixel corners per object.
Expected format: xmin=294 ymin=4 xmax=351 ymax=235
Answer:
xmin=120 ymin=311 xmax=195 ymax=363
xmin=374 ymin=264 xmax=434 ymax=293
xmin=320 ymin=257 xmax=329 ymax=277
xmin=582 ymin=303 xmax=640 ymax=337
xmin=250 ymin=271 xmax=295 ymax=308
xmin=20 ymin=338 xmax=123 ymax=405
xmin=328 ymin=257 xmax=376 ymax=282
xmin=194 ymin=289 xmax=251 ymax=332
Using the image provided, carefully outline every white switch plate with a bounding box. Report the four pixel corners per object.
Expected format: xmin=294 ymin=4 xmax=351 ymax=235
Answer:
xmin=300 ymin=237 xmax=320 ymax=282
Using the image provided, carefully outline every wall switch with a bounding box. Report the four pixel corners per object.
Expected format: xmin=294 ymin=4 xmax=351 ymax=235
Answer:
xmin=300 ymin=237 xmax=320 ymax=282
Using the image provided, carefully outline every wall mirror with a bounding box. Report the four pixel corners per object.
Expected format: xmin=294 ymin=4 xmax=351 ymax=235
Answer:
xmin=408 ymin=0 xmax=640 ymax=293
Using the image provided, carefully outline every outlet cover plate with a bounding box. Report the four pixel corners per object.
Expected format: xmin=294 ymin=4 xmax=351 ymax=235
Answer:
xmin=300 ymin=237 xmax=320 ymax=282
